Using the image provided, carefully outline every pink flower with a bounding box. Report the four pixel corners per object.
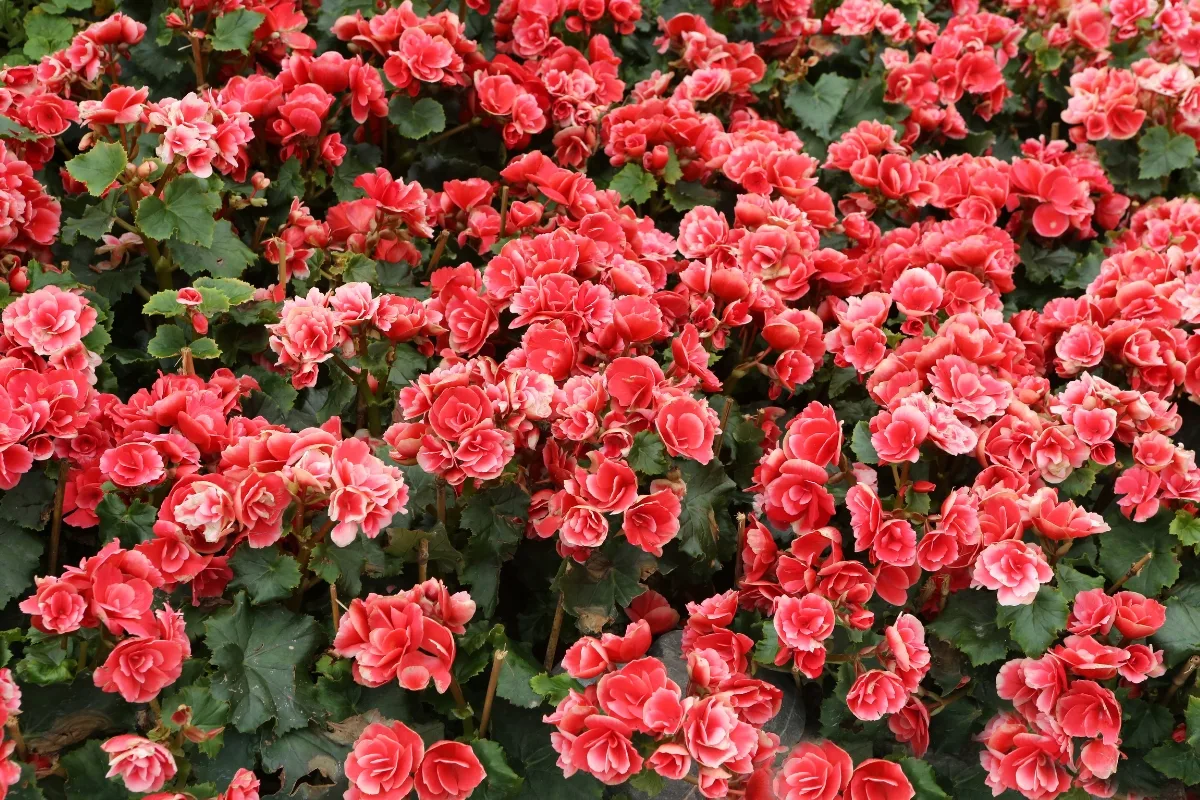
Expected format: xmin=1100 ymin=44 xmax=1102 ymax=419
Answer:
xmin=870 ymin=405 xmax=928 ymax=464
xmin=971 ymin=539 xmax=1053 ymax=605
xmin=1068 ymin=589 xmax=1116 ymax=636
xmin=413 ymin=741 xmax=485 ymax=800
xmin=847 ymin=758 xmax=914 ymax=800
xmin=102 ymin=735 xmax=177 ymax=794
xmin=622 ymin=490 xmax=682 ymax=556
xmin=681 ymin=694 xmax=757 ymax=769
xmin=596 ymin=658 xmax=682 ymax=734
xmin=19 ymin=574 xmax=89 ymax=634
xmin=773 ymin=740 xmax=853 ymax=800
xmin=100 ymin=441 xmax=166 ymax=488
xmin=773 ymin=594 xmax=835 ymax=652
xmin=220 ymin=769 xmax=260 ymax=800
xmin=1055 ymin=680 xmax=1122 ymax=743
xmin=846 ymin=669 xmax=909 ymax=721
xmin=345 ymin=721 xmax=424 ymax=800
xmin=655 ymin=395 xmax=719 ymax=464
xmin=2 ymin=286 xmax=97 ymax=357
xmin=1111 ymin=591 xmax=1167 ymax=638
xmin=568 ymin=715 xmax=643 ymax=784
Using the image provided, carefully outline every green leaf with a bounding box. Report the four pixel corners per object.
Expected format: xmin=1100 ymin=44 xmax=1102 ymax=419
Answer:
xmin=1187 ymin=695 xmax=1200 ymax=748
xmin=471 ymin=740 xmax=524 ymax=798
xmin=387 ymin=96 xmax=446 ymax=139
xmin=491 ymin=709 xmax=603 ymax=800
xmin=850 ymin=420 xmax=878 ymax=464
xmin=459 ymin=486 xmax=530 ymax=616
xmin=9 ymin=762 xmax=44 ymax=800
xmin=15 ymin=634 xmax=74 ymax=685
xmin=1147 ymin=741 xmax=1200 ymax=783
xmin=608 ymin=163 xmax=657 ymax=205
xmin=143 ymin=289 xmax=187 ymax=317
xmin=1057 ymin=461 xmax=1097 ymax=497
xmin=309 ymin=537 xmax=385 ymax=598
xmin=187 ymin=337 xmax=222 ymax=359
xmin=496 ymin=643 xmax=542 ymax=709
xmin=928 ymin=590 xmax=1009 ymax=666
xmin=529 ymin=672 xmax=582 ymax=705
xmin=1055 ymin=562 xmax=1104 ymax=602
xmin=664 ymin=181 xmax=721 ymax=211
xmin=996 ymin=586 xmax=1068 ymax=656
xmin=194 ymin=277 xmax=256 ymax=306
xmin=147 ymin=325 xmax=188 ymax=358
xmin=627 ymin=430 xmax=670 ymax=476
xmin=1098 ymin=510 xmax=1179 ymax=595
xmin=260 ymin=725 xmax=350 ymax=798
xmin=0 ymin=117 xmax=41 ymax=143
xmin=96 ymin=494 xmax=157 ymax=547
xmin=229 ymin=546 xmax=302 ymax=605
xmin=271 ymin=159 xmax=305 ymax=204
xmin=0 ymin=470 xmax=55 ymax=528
xmin=676 ymin=458 xmax=735 ymax=560
xmin=387 ymin=344 xmax=428 ymax=387
xmin=628 ymin=770 xmax=664 ymax=798
xmin=1139 ymin=126 xmax=1198 ymax=179
xmin=63 ymin=741 xmax=129 ymax=800
xmin=65 ymin=142 xmax=127 ymax=196
xmin=62 ymin=194 xmax=119 ymax=244
xmin=555 ymin=544 xmax=648 ymax=629
xmin=172 ymin=220 xmax=257 ymax=278
xmin=211 ymin=9 xmax=265 ymax=52
xmin=1153 ymin=582 xmax=1200 ymax=667
xmin=900 ymin=758 xmax=950 ymax=800
xmin=1171 ymin=509 xmax=1200 ymax=547
xmin=753 ymin=622 xmax=780 ymax=665
xmin=205 ymin=592 xmax=322 ymax=733
xmin=662 ymin=146 xmax=682 ymax=185
xmin=1121 ymin=698 xmax=1173 ymax=750
xmin=0 ymin=524 xmax=42 ymax=609
xmin=136 ymin=175 xmax=222 ymax=247
xmin=785 ymin=73 xmax=854 ymax=139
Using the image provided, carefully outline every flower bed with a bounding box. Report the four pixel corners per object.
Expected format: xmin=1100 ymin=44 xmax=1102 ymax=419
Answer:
xmin=0 ymin=0 xmax=1197 ymax=798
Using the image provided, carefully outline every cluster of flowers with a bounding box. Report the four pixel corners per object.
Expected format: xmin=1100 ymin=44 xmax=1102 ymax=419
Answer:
xmin=545 ymin=617 xmax=782 ymax=796
xmin=269 ymin=279 xmax=438 ymax=389
xmin=0 ymin=286 xmax=100 ymax=495
xmin=823 ymin=122 xmax=1129 ymax=243
xmin=332 ymin=579 xmax=476 ymax=692
xmin=773 ymin=742 xmax=915 ymax=800
xmin=0 ymin=669 xmax=22 ymax=798
xmin=344 ymin=720 xmax=485 ymax=800
xmin=492 ymin=0 xmax=640 ymax=59
xmin=979 ymin=587 xmax=1168 ymax=797
xmin=163 ymin=0 xmax=315 ymax=63
xmin=20 ymin=540 xmax=190 ymax=703
xmin=0 ymin=14 xmax=146 ymax=172
xmin=104 ymin=736 xmax=259 ymax=800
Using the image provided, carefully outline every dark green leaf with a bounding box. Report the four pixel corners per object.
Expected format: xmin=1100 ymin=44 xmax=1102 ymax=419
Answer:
xmin=786 ymin=73 xmax=854 ymax=139
xmin=850 ymin=420 xmax=878 ymax=464
xmin=205 ymin=592 xmax=322 ymax=733
xmin=211 ymin=9 xmax=265 ymax=52
xmin=1121 ymin=698 xmax=1173 ymax=750
xmin=0 ymin=524 xmax=42 ymax=609
xmin=65 ymin=142 xmax=128 ymax=196
xmin=171 ymin=220 xmax=257 ymax=278
xmin=675 ymin=458 xmax=735 ymax=560
xmin=996 ymin=586 xmax=1068 ymax=656
xmin=136 ymin=175 xmax=222 ymax=247
xmin=1147 ymin=741 xmax=1200 ymax=783
xmin=608 ymin=163 xmax=657 ymax=205
xmin=387 ymin=96 xmax=446 ymax=139
xmin=664 ymin=181 xmax=721 ymax=211
xmin=928 ymin=590 xmax=1009 ymax=666
xmin=471 ymin=740 xmax=524 ymax=798
xmin=900 ymin=758 xmax=950 ymax=800
xmin=1139 ymin=126 xmax=1197 ymax=179
xmin=1153 ymin=582 xmax=1200 ymax=667
xmin=1098 ymin=510 xmax=1179 ymax=595
xmin=1055 ymin=563 xmax=1103 ymax=602
xmin=495 ymin=643 xmax=542 ymax=709
xmin=0 ymin=470 xmax=55 ymax=528
xmin=627 ymin=430 xmax=670 ymax=476
xmin=260 ymin=725 xmax=349 ymax=799
xmin=229 ymin=546 xmax=302 ymax=605
xmin=96 ymin=494 xmax=157 ymax=547
xmin=147 ymin=325 xmax=188 ymax=358
xmin=63 ymin=741 xmax=129 ymax=800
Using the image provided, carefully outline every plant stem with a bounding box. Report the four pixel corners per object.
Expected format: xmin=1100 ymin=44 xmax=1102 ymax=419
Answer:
xmin=436 ymin=479 xmax=446 ymax=527
xmin=1109 ymin=552 xmax=1153 ymax=593
xmin=425 ymin=120 xmax=477 ymax=148
xmin=428 ymin=230 xmax=450 ymax=272
xmin=189 ymin=35 xmax=206 ymax=87
xmin=733 ymin=512 xmax=747 ymax=585
xmin=448 ymin=677 xmax=475 ymax=738
xmin=498 ymin=186 xmax=510 ymax=235
xmin=5 ymin=719 xmax=26 ymax=760
xmin=330 ymin=583 xmax=341 ymax=631
xmin=1167 ymin=655 xmax=1200 ymax=701
xmin=48 ymin=463 xmax=68 ymax=574
xmin=418 ymin=538 xmax=429 ymax=583
xmin=544 ymin=591 xmax=565 ymax=672
xmin=478 ymin=648 xmax=507 ymax=738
